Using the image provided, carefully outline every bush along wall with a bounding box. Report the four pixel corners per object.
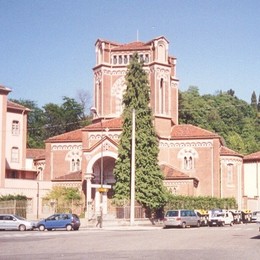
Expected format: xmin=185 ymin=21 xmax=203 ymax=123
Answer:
xmin=165 ymin=195 xmax=237 ymax=212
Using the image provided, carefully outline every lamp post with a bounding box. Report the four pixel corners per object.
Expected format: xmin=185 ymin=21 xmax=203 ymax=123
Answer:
xmin=130 ymin=109 xmax=136 ymax=226
xmin=90 ymin=107 xmax=105 ymax=216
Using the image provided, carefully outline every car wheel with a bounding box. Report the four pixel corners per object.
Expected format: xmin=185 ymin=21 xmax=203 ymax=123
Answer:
xmin=39 ymin=225 xmax=45 ymax=231
xmin=66 ymin=224 xmax=72 ymax=231
xmin=181 ymin=222 xmax=186 ymax=228
xmin=163 ymin=225 xmax=168 ymax=229
xmin=19 ymin=224 xmax=26 ymax=231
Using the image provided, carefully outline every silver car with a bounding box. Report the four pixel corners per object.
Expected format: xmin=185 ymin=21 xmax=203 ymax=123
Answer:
xmin=163 ymin=209 xmax=201 ymax=228
xmin=0 ymin=214 xmax=36 ymax=231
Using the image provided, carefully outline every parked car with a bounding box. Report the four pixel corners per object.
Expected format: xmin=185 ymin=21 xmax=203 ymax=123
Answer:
xmin=163 ymin=209 xmax=201 ymax=228
xmin=251 ymin=211 xmax=260 ymax=222
xmin=195 ymin=209 xmax=209 ymax=226
xmin=208 ymin=209 xmax=234 ymax=226
xmin=0 ymin=214 xmax=36 ymax=231
xmin=36 ymin=213 xmax=80 ymax=231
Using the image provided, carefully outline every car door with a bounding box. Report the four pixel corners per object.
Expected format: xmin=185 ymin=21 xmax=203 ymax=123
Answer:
xmin=45 ymin=214 xmax=59 ymax=229
xmin=4 ymin=215 xmax=17 ymax=230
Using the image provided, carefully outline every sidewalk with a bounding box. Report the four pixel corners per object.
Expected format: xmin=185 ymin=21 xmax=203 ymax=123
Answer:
xmin=80 ymin=218 xmax=164 ymax=230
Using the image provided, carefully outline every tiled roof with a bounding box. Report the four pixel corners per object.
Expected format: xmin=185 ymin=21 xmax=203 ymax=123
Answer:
xmin=0 ymin=85 xmax=11 ymax=93
xmin=160 ymin=164 xmax=190 ymax=179
xmin=220 ymin=146 xmax=243 ymax=157
xmin=97 ymin=36 xmax=169 ymax=52
xmin=171 ymin=124 xmax=220 ymax=139
xmin=244 ymin=151 xmax=260 ymax=162
xmin=113 ymin=41 xmax=151 ymax=51
xmin=53 ymin=171 xmax=82 ymax=181
xmin=84 ymin=118 xmax=122 ymax=131
xmin=7 ymin=100 xmax=30 ymax=111
xmin=46 ymin=128 xmax=83 ymax=143
xmin=27 ymin=149 xmax=45 ymax=159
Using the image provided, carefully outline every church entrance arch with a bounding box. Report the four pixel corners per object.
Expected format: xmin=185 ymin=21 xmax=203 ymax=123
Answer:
xmin=86 ymin=151 xmax=117 ymax=216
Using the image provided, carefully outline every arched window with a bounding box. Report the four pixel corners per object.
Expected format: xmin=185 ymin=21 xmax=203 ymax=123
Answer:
xmin=158 ymin=43 xmax=166 ymax=62
xmin=65 ymin=150 xmax=82 ymax=172
xmin=159 ymin=78 xmax=164 ymax=114
xmin=72 ymin=159 xmax=75 ymax=171
xmin=76 ymin=159 xmax=80 ymax=171
xmin=178 ymin=148 xmax=198 ymax=171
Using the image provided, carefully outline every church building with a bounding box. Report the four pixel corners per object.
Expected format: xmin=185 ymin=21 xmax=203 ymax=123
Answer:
xmin=42 ymin=36 xmax=244 ymax=217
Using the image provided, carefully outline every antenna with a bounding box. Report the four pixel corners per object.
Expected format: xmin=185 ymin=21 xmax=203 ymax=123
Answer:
xmin=136 ymin=29 xmax=139 ymax=41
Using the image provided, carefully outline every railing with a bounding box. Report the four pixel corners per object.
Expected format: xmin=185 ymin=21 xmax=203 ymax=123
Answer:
xmin=0 ymin=200 xmax=27 ymax=218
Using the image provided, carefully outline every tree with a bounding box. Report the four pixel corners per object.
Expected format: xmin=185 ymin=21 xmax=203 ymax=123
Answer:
xmin=251 ymin=91 xmax=257 ymax=111
xmin=10 ymin=99 xmax=46 ymax=148
xmin=76 ymin=89 xmax=91 ymax=118
xmin=113 ymin=53 xmax=167 ymax=213
xmin=258 ymin=94 xmax=260 ymax=112
xmin=43 ymin=96 xmax=87 ymax=139
xmin=227 ymin=89 xmax=235 ymax=96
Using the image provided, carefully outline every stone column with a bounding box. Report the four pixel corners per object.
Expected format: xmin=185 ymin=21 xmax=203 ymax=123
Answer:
xmin=85 ymin=173 xmax=93 ymax=220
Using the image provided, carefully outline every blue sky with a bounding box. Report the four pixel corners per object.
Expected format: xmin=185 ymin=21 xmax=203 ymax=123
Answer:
xmin=1 ymin=0 xmax=259 ymax=108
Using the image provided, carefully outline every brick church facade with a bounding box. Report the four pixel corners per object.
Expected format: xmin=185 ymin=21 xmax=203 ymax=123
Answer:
xmin=42 ymin=36 xmax=244 ymax=217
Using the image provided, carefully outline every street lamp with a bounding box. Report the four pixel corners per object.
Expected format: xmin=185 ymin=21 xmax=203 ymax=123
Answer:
xmin=90 ymin=107 xmax=104 ymax=190
xmin=130 ymin=109 xmax=136 ymax=226
xmin=90 ymin=106 xmax=105 ymax=223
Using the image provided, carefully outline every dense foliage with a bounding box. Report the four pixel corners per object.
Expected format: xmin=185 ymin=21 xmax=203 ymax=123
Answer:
xmin=10 ymin=96 xmax=91 ymax=148
xmin=179 ymin=86 xmax=260 ymax=154
xmin=44 ymin=186 xmax=81 ymax=201
xmin=0 ymin=194 xmax=27 ymax=201
xmin=113 ymin=53 xmax=168 ymax=212
xmin=165 ymin=195 xmax=237 ymax=211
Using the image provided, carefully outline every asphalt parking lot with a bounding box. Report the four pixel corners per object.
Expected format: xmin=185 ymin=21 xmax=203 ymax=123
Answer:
xmin=0 ymin=223 xmax=260 ymax=260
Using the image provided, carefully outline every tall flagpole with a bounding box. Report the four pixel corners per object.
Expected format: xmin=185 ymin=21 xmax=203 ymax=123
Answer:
xmin=130 ymin=109 xmax=136 ymax=225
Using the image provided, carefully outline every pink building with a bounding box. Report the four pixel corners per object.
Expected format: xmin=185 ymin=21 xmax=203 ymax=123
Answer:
xmin=0 ymin=85 xmax=51 ymax=219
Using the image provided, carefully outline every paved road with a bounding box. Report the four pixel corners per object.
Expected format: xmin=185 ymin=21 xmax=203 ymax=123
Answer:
xmin=0 ymin=224 xmax=259 ymax=259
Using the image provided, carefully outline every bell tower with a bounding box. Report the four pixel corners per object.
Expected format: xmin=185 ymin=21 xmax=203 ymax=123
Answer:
xmin=92 ymin=36 xmax=179 ymax=137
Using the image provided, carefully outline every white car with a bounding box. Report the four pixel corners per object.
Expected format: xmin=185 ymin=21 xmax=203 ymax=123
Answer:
xmin=0 ymin=214 xmax=36 ymax=231
xmin=208 ymin=209 xmax=234 ymax=226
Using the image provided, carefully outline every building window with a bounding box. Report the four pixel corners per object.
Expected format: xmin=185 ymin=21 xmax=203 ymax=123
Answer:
xmin=139 ymin=54 xmax=144 ymax=62
xmin=113 ymin=56 xmax=117 ymax=64
xmin=119 ymin=55 xmax=122 ymax=64
xmin=11 ymin=147 xmax=19 ymax=163
xmin=184 ymin=156 xmax=193 ymax=170
xmin=145 ymin=54 xmax=149 ymax=63
xmin=159 ymin=78 xmax=164 ymax=114
xmin=72 ymin=159 xmax=76 ymax=172
xmin=76 ymin=159 xmax=80 ymax=171
xmin=124 ymin=55 xmax=128 ymax=64
xmin=178 ymin=148 xmax=198 ymax=171
xmin=66 ymin=151 xmax=81 ymax=172
xmin=12 ymin=120 xmax=20 ymax=135
xmin=227 ymin=164 xmax=234 ymax=184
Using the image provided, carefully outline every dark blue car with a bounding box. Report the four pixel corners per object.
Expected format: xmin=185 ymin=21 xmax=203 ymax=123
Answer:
xmin=37 ymin=213 xmax=80 ymax=231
